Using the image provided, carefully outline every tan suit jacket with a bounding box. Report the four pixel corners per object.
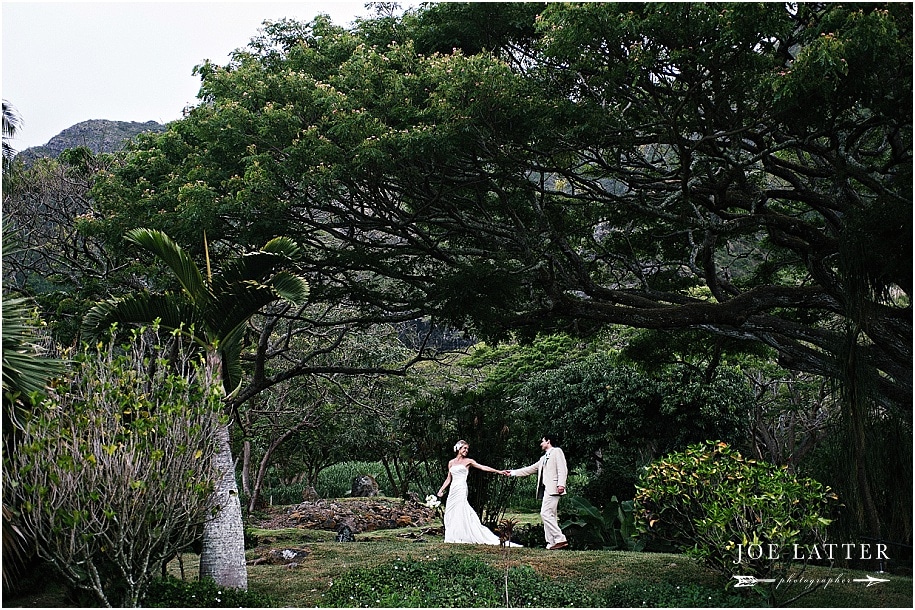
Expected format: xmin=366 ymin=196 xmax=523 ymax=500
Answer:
xmin=511 ymin=447 xmax=568 ymax=496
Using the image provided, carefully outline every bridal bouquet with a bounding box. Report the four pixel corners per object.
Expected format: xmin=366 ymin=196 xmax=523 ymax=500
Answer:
xmin=423 ymin=494 xmax=441 ymax=509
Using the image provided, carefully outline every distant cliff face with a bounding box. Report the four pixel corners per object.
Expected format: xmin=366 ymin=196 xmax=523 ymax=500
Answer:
xmin=16 ymin=119 xmax=166 ymax=164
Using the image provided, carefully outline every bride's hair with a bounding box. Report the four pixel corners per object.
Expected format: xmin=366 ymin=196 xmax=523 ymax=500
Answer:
xmin=453 ymin=440 xmax=468 ymax=453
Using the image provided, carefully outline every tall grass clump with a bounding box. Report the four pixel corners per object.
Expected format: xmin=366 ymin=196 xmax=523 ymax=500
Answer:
xmin=316 ymin=461 xmax=390 ymax=498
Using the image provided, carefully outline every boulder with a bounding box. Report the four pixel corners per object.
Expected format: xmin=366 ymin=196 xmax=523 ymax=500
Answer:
xmin=247 ymin=547 xmax=310 ymax=565
xmin=350 ymin=474 xmax=379 ymax=497
xmin=335 ymin=524 xmax=355 ymax=542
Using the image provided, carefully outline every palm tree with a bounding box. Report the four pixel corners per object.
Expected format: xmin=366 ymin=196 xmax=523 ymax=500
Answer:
xmin=82 ymin=228 xmax=309 ymax=590
xmin=2 ymin=99 xmax=22 ymax=163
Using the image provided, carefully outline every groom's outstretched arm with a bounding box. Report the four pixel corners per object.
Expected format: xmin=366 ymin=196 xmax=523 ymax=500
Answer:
xmin=509 ymin=461 xmax=541 ymax=477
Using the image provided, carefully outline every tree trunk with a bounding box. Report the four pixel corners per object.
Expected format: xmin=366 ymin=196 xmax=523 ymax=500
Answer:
xmin=248 ymin=418 xmax=315 ymax=512
xmin=241 ymin=439 xmax=251 ymax=497
xmin=198 ymin=422 xmax=248 ymax=590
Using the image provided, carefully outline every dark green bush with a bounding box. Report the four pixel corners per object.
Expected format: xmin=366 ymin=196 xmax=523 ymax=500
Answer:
xmin=142 ymin=576 xmax=278 ymax=607
xmin=507 ymin=564 xmax=596 ymax=607
xmin=560 ymin=495 xmax=644 ymax=551
xmin=252 ymin=482 xmax=310 ymax=506
xmin=322 ymin=555 xmax=594 ymax=607
xmin=511 ymin=523 xmax=545 ymax=548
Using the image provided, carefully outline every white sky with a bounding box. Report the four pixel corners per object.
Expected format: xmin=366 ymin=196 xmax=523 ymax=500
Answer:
xmin=1 ymin=1 xmax=380 ymax=151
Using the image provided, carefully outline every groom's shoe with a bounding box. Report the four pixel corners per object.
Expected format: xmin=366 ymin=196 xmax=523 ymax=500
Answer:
xmin=547 ymin=541 xmax=569 ymax=550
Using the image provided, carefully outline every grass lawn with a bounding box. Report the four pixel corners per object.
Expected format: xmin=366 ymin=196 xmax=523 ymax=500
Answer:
xmin=6 ymin=509 xmax=912 ymax=607
xmin=193 ymin=510 xmax=911 ymax=608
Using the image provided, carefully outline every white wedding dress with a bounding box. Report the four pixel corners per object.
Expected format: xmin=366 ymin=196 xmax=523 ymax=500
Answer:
xmin=443 ymin=464 xmax=522 ymax=546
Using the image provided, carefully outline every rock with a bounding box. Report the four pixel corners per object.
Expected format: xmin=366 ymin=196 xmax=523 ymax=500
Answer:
xmin=396 ymin=515 xmax=412 ymax=527
xmin=247 ymin=547 xmax=310 ymax=565
xmin=350 ymin=474 xmax=379 ymax=497
xmin=302 ymin=485 xmax=319 ymax=502
xmin=335 ymin=524 xmax=355 ymax=542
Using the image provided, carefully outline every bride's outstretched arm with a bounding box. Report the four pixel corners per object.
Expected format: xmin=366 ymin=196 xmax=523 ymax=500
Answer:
xmin=437 ymin=471 xmax=452 ymax=497
xmin=468 ymin=459 xmax=501 ymax=474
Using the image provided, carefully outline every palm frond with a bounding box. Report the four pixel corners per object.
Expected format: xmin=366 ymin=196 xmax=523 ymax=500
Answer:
xmin=83 ymin=230 xmax=310 ymax=397
xmin=125 ymin=228 xmax=211 ymax=305
xmin=205 ymin=272 xmax=308 ymax=341
xmin=1 ymin=295 xmax=65 ymax=401
xmin=214 ymin=252 xmax=286 ymax=288
xmin=269 ymin=271 xmax=310 ymax=305
xmin=213 ymin=236 xmax=302 ymax=291
xmin=204 ymin=283 xmax=279 ymax=341
xmin=2 ymin=100 xmax=21 ymax=138
xmin=218 ymin=325 xmax=247 ymax=396
xmin=260 ymin=236 xmax=301 ymax=258
xmin=2 ymin=100 xmax=21 ymax=161
xmin=2 ymin=505 xmax=29 ymax=592
xmin=82 ymin=292 xmax=204 ymax=345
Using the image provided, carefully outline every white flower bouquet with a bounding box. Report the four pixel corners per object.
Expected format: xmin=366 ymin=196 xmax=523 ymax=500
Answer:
xmin=423 ymin=494 xmax=441 ymax=509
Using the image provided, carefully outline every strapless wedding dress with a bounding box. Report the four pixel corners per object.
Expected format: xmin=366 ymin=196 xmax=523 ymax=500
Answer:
xmin=444 ymin=464 xmax=521 ymax=546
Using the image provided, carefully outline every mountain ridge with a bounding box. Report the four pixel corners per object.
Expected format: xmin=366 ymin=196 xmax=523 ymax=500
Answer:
xmin=15 ymin=119 xmax=166 ymax=164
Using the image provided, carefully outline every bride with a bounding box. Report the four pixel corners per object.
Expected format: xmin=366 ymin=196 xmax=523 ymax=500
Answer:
xmin=436 ymin=440 xmax=522 ymax=546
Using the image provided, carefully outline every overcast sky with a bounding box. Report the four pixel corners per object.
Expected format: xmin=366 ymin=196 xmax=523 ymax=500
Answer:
xmin=2 ymin=1 xmax=382 ymax=151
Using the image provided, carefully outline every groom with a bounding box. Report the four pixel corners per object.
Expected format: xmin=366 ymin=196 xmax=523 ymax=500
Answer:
xmin=504 ymin=433 xmax=569 ymax=550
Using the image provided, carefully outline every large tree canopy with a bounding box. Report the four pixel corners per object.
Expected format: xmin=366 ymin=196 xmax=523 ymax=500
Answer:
xmin=88 ymin=3 xmax=911 ymax=413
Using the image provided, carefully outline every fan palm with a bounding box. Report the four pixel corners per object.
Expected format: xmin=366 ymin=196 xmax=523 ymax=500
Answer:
xmin=2 ymin=99 xmax=22 ymax=163
xmin=82 ymin=228 xmax=309 ymax=590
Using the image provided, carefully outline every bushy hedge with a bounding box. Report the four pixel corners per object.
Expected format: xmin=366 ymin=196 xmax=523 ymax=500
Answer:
xmin=254 ymin=461 xmax=392 ymax=505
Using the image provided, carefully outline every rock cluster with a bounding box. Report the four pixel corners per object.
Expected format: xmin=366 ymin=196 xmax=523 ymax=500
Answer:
xmin=254 ymin=498 xmax=438 ymax=533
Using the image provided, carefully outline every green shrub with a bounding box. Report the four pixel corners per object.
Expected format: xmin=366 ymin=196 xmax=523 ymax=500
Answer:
xmin=634 ymin=441 xmax=839 ymax=580
xmin=322 ymin=555 xmax=594 ymax=607
xmin=255 ymin=461 xmax=392 ymax=505
xmin=507 ymin=564 xmax=595 ymax=607
xmin=142 ymin=576 xmax=278 ymax=607
xmin=510 ymin=523 xmax=545 ymax=548
xmin=4 ymin=327 xmax=223 ymax=607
